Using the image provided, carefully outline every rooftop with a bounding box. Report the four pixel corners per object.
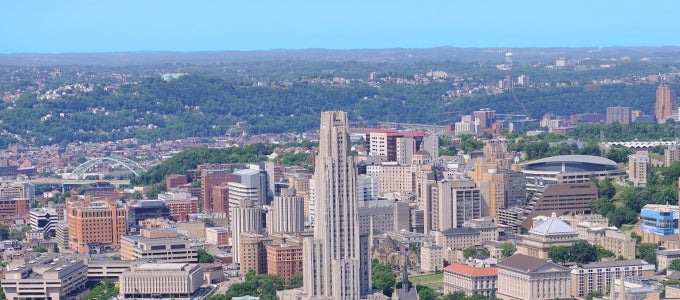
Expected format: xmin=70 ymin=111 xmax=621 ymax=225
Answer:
xmin=444 ymin=263 xmax=497 ymax=277
xmin=577 ymin=259 xmax=652 ymax=269
xmin=498 ymin=253 xmax=568 ymax=273
xmin=529 ymin=213 xmax=577 ymax=236
xmin=527 ymin=155 xmax=617 ymax=166
xmin=135 ymin=263 xmax=189 ymax=271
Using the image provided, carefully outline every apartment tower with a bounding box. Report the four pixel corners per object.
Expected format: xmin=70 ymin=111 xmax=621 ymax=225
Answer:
xmin=655 ymin=83 xmax=676 ymax=124
xmin=268 ymin=188 xmax=305 ymax=234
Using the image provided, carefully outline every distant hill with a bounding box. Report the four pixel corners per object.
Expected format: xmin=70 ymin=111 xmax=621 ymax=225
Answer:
xmin=3 ymin=46 xmax=680 ymax=66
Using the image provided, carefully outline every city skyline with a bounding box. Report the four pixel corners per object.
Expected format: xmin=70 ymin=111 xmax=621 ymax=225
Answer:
xmin=2 ymin=0 xmax=680 ymax=54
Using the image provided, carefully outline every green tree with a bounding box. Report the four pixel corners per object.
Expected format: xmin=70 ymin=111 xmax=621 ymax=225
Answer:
xmin=33 ymin=246 xmax=47 ymax=253
xmin=220 ymin=269 xmax=284 ymax=300
xmin=637 ymin=243 xmax=657 ymax=265
xmin=586 ymin=291 xmax=603 ymax=300
xmin=416 ymin=285 xmax=435 ymax=300
xmin=500 ymin=243 xmax=517 ymax=258
xmin=608 ymin=207 xmax=638 ymax=228
xmin=197 ymin=248 xmax=215 ymax=263
xmin=547 ymin=246 xmax=570 ymax=263
xmin=83 ymin=280 xmax=118 ymax=300
xmin=372 ymin=260 xmax=396 ymax=296
xmin=288 ymin=274 xmax=303 ymax=289
xmin=203 ymin=218 xmax=216 ymax=227
xmin=597 ymin=178 xmax=616 ymax=200
xmin=463 ymin=246 xmax=477 ymax=259
xmin=441 ymin=291 xmax=466 ymax=300
xmin=595 ymin=245 xmax=614 ymax=260
xmin=630 ymin=232 xmax=642 ymax=245
xmin=669 ymin=259 xmax=680 ymax=271
xmin=0 ymin=224 xmax=9 ymax=240
xmin=569 ymin=241 xmax=598 ymax=264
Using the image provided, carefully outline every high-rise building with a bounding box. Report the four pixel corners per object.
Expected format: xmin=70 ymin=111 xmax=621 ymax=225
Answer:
xmin=268 ymin=188 xmax=304 ymax=234
xmin=66 ymin=199 xmax=127 ymax=254
xmin=301 ymin=111 xmax=370 ymax=299
xmin=655 ymin=83 xmax=676 ymax=124
xmin=473 ymin=108 xmax=496 ymax=129
xmin=606 ymin=106 xmax=631 ymax=124
xmin=231 ymin=203 xmax=262 ymax=264
xmin=201 ymin=169 xmax=236 ymax=212
xmin=628 ymin=153 xmax=650 ymax=187
xmin=211 ymin=184 xmax=230 ymax=214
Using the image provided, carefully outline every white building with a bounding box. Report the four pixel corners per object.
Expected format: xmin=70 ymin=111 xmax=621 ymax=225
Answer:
xmin=119 ymin=263 xmax=203 ymax=299
xmin=2 ymin=256 xmax=87 ymax=300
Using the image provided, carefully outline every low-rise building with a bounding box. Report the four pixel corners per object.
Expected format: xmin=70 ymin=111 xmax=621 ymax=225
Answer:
xmin=570 ymin=259 xmax=655 ymax=298
xmin=2 ymin=256 xmax=87 ymax=300
xmin=657 ymin=249 xmax=680 ymax=271
xmin=496 ymin=254 xmax=571 ymax=300
xmin=119 ymin=263 xmax=203 ymax=299
xmin=206 ymin=227 xmax=229 ymax=247
xmin=443 ymin=263 xmax=497 ymax=298
xmin=86 ymin=259 xmax=140 ymax=283
xmin=120 ymin=228 xmax=197 ymax=263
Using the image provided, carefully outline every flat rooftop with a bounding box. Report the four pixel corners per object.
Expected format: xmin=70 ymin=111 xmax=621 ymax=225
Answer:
xmin=136 ymin=263 xmax=189 ymax=271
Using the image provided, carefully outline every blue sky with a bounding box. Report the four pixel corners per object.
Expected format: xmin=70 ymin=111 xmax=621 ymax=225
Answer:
xmin=2 ymin=0 xmax=679 ymax=54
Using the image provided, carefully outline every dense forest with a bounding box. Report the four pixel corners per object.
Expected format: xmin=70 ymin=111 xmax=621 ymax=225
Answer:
xmin=1 ymin=50 xmax=680 ymax=148
xmin=0 ymin=74 xmax=674 ymax=147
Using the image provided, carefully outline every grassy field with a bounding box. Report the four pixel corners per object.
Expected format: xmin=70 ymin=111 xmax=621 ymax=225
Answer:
xmin=410 ymin=272 xmax=444 ymax=291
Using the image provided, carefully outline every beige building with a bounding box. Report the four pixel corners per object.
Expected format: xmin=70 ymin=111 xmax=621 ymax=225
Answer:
xmin=120 ymin=228 xmax=197 ymax=263
xmin=606 ymin=106 xmax=631 ymax=125
xmin=2 ymin=256 xmax=87 ymax=300
xmin=268 ymin=188 xmax=305 ymax=234
xmin=297 ymin=111 xmax=374 ymax=299
xmin=664 ymin=143 xmax=680 ymax=167
xmin=420 ymin=243 xmax=443 ymax=272
xmin=562 ymin=214 xmax=636 ymax=259
xmin=517 ymin=213 xmax=579 ymax=259
xmin=443 ymin=263 xmax=497 ymax=298
xmin=120 ymin=263 xmax=203 ymax=299
xmin=66 ymin=198 xmax=127 ymax=253
xmin=581 ymin=227 xmax=636 ymax=260
xmin=496 ymin=254 xmax=571 ymax=300
xmin=570 ymin=260 xmax=655 ymax=298
xmin=425 ymin=179 xmax=481 ymax=233
xmin=628 ymin=153 xmax=650 ymax=187
xmin=206 ymin=226 xmax=229 ymax=247
xmin=656 ymin=249 xmax=680 ymax=270
xmin=377 ymin=163 xmax=414 ymax=195
xmin=87 ymin=259 xmax=141 ymax=282
xmin=239 ymin=232 xmax=271 ymax=275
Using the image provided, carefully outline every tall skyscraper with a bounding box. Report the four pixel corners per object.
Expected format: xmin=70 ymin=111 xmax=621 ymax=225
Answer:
xmin=655 ymin=83 xmax=676 ymax=124
xmin=301 ymin=111 xmax=369 ymax=299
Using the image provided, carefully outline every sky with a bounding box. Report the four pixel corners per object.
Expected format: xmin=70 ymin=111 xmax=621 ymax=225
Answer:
xmin=2 ymin=0 xmax=680 ymax=54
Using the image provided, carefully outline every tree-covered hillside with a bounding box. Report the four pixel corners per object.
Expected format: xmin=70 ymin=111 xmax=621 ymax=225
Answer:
xmin=0 ymin=74 xmax=671 ymax=147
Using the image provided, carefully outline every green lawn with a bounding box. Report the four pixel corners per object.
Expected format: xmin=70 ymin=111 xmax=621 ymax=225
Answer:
xmin=620 ymin=224 xmax=635 ymax=232
xmin=410 ymin=273 xmax=444 ymax=291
